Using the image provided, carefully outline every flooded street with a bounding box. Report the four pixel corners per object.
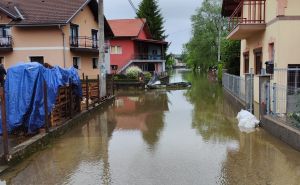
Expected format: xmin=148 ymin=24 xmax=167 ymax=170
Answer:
xmin=1 ymin=70 xmax=300 ymax=185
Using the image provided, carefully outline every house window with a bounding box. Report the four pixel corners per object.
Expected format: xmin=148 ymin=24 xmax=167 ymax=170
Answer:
xmin=244 ymin=53 xmax=249 ymax=74
xmin=92 ymin=58 xmax=98 ymax=69
xmin=254 ymin=50 xmax=262 ymax=75
xmin=287 ymin=64 xmax=300 ymax=95
xmin=70 ymin=24 xmax=79 ymax=46
xmin=110 ymin=46 xmax=122 ymax=54
xmin=92 ymin=29 xmax=98 ymax=48
xmin=0 ymin=27 xmax=11 ymax=38
xmin=269 ymin=43 xmax=275 ymax=62
xmin=0 ymin=27 xmax=11 ymax=46
xmin=30 ymin=56 xmax=44 ymax=64
xmin=73 ymin=57 xmax=81 ymax=69
xmin=0 ymin=57 xmax=4 ymax=65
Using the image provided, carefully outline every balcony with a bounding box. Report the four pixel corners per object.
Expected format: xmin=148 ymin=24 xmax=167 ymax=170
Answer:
xmin=0 ymin=36 xmax=13 ymax=52
xmin=227 ymin=0 xmax=266 ymax=40
xmin=70 ymin=36 xmax=99 ymax=53
xmin=133 ymin=54 xmax=165 ymax=61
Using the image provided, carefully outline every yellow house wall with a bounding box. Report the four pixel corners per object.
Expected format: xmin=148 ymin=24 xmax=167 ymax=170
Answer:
xmin=285 ymin=0 xmax=300 ymax=16
xmin=239 ymin=0 xmax=300 ymax=106
xmin=0 ymin=12 xmax=12 ymax=24
xmin=0 ymin=5 xmax=101 ymax=77
xmin=240 ymin=21 xmax=280 ymax=103
xmin=63 ymin=6 xmax=100 ymax=77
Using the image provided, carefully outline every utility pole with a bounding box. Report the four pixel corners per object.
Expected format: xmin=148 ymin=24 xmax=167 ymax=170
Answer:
xmin=98 ymin=0 xmax=106 ymax=97
xmin=217 ymin=28 xmax=221 ymax=63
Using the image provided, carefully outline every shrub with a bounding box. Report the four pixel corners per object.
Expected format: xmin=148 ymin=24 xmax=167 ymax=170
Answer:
xmin=126 ymin=66 xmax=142 ymax=79
xmin=113 ymin=74 xmax=127 ymax=80
xmin=143 ymin=72 xmax=152 ymax=81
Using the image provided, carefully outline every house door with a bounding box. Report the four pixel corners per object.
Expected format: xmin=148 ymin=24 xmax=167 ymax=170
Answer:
xmin=254 ymin=50 xmax=262 ymax=75
xmin=148 ymin=63 xmax=155 ymax=72
xmin=70 ymin=24 xmax=79 ymax=46
xmin=92 ymin=29 xmax=98 ymax=48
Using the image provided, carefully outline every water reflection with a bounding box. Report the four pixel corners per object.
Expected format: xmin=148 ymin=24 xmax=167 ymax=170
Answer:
xmin=114 ymin=90 xmax=168 ymax=150
xmin=1 ymin=70 xmax=300 ymax=185
xmin=183 ymin=72 xmax=239 ymax=142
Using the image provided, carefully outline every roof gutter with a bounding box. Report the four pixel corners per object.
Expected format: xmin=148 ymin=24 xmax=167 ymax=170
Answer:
xmin=9 ymin=23 xmax=67 ymax=27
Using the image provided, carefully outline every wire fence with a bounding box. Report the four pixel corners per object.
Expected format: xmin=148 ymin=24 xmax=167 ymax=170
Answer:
xmin=266 ymin=68 xmax=300 ymax=128
xmin=223 ymin=73 xmax=246 ymax=102
xmin=223 ymin=72 xmax=254 ymax=113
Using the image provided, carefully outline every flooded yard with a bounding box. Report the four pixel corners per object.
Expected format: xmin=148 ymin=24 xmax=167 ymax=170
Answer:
xmin=1 ymin=70 xmax=300 ymax=185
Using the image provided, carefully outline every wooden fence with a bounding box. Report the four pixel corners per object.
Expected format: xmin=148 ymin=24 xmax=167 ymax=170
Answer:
xmin=0 ymin=74 xmax=114 ymax=159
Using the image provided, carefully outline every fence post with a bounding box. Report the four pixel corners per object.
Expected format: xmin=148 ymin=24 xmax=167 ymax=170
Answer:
xmin=250 ymin=73 xmax=254 ymax=113
xmin=265 ymin=82 xmax=270 ymax=115
xmin=97 ymin=74 xmax=100 ymax=102
xmin=86 ymin=76 xmax=89 ymax=110
xmin=69 ymin=85 xmax=73 ymax=119
xmin=0 ymin=87 xmax=9 ymax=159
xmin=43 ymin=80 xmax=49 ymax=133
xmin=273 ymin=83 xmax=277 ymax=115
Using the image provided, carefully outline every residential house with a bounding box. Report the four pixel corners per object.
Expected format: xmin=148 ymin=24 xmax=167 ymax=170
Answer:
xmin=0 ymin=0 xmax=113 ymax=77
xmin=107 ymin=18 xmax=168 ymax=74
xmin=222 ymin=0 xmax=300 ymax=115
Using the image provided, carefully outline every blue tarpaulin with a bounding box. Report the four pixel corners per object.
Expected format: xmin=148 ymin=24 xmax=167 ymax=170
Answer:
xmin=0 ymin=62 xmax=82 ymax=134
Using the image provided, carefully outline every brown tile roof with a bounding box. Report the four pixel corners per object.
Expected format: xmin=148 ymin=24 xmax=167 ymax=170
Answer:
xmin=0 ymin=0 xmax=95 ymax=25
xmin=108 ymin=18 xmax=148 ymax=38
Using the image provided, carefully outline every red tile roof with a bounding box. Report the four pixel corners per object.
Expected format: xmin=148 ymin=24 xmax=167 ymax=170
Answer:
xmin=108 ymin=18 xmax=147 ymax=38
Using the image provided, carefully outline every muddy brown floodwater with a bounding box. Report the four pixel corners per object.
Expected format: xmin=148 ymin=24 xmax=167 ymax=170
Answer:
xmin=1 ymin=69 xmax=300 ymax=185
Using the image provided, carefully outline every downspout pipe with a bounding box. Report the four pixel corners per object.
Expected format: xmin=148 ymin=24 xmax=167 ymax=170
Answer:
xmin=59 ymin=25 xmax=66 ymax=68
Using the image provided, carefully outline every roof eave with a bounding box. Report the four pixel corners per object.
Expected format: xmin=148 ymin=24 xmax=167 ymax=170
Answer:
xmin=66 ymin=0 xmax=91 ymax=24
xmin=0 ymin=6 xmax=18 ymax=19
xmin=8 ymin=23 xmax=67 ymax=27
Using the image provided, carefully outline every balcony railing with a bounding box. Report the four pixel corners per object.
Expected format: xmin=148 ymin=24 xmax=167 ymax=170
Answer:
xmin=133 ymin=54 xmax=165 ymax=60
xmin=70 ymin=36 xmax=98 ymax=49
xmin=228 ymin=0 xmax=266 ymax=31
xmin=0 ymin=36 xmax=12 ymax=48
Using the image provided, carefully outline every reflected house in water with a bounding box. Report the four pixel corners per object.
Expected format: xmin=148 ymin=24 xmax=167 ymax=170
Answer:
xmin=114 ymin=91 xmax=169 ymax=148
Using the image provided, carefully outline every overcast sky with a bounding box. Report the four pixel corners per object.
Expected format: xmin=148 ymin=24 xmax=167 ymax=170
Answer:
xmin=104 ymin=0 xmax=202 ymax=54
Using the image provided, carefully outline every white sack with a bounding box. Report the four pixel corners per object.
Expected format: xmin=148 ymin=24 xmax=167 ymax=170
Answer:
xmin=236 ymin=110 xmax=260 ymax=129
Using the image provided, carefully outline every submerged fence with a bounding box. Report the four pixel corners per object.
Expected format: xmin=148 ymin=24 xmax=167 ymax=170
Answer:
xmin=222 ymin=72 xmax=254 ymax=112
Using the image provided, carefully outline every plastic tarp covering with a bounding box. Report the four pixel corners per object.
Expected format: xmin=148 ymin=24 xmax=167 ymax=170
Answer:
xmin=0 ymin=62 xmax=82 ymax=134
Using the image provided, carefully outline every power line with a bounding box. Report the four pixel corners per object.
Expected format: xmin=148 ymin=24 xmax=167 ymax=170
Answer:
xmin=128 ymin=0 xmax=138 ymax=13
xmin=127 ymin=0 xmax=145 ymax=25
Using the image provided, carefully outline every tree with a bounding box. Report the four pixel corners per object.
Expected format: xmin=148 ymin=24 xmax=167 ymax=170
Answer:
xmin=136 ymin=0 xmax=166 ymax=40
xmin=221 ymin=39 xmax=240 ymax=75
xmin=184 ymin=0 xmax=225 ymax=71
xmin=183 ymin=0 xmax=239 ymax=71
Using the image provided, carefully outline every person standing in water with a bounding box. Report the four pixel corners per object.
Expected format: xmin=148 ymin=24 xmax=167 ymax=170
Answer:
xmin=0 ymin=64 xmax=7 ymax=87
